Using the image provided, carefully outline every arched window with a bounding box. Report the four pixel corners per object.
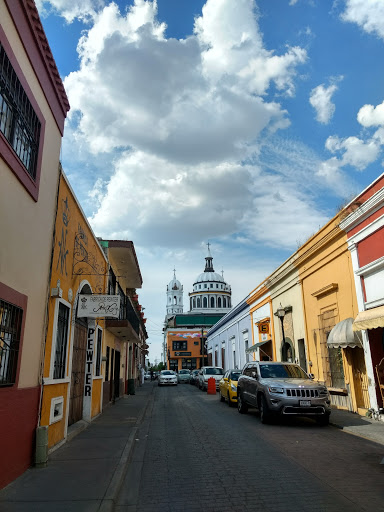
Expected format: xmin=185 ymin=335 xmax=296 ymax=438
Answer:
xmin=210 ymin=297 xmax=215 ymax=308
xmin=218 ymin=297 xmax=222 ymax=308
xmin=193 ymin=297 xmax=196 ymax=309
xmin=203 ymin=297 xmax=208 ymax=308
xmin=197 ymin=297 xmax=201 ymax=308
xmin=173 ymin=296 xmax=177 ymax=305
xmin=169 ymin=297 xmax=171 ymax=303
xmin=223 ymin=297 xmax=227 ymax=308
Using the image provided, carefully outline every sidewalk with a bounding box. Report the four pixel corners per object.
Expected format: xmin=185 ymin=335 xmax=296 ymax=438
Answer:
xmin=329 ymin=407 xmax=384 ymax=447
xmin=0 ymin=383 xmax=154 ymax=512
xmin=1 ymin=386 xmax=384 ymax=511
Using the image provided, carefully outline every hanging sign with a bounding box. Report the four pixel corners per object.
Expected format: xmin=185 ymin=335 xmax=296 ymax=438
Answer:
xmin=77 ymin=294 xmax=120 ymax=318
xmin=258 ymin=322 xmax=270 ymax=334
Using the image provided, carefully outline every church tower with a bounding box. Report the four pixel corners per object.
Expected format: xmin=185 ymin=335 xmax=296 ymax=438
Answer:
xmin=166 ymin=269 xmax=184 ymax=318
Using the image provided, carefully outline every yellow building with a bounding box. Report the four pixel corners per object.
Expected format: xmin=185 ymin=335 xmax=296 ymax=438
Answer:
xmin=40 ymin=171 xmax=108 ymax=450
xmin=295 ymin=213 xmax=370 ymax=414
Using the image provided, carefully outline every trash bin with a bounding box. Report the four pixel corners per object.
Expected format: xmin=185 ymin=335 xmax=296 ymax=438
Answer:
xmin=127 ymin=378 xmax=135 ymax=395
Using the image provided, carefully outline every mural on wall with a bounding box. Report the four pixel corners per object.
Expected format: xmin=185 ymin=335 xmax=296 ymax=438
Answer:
xmin=170 ymin=331 xmax=207 ymax=338
xmin=73 ymin=223 xmax=105 ymax=293
xmin=56 ymin=196 xmax=70 ymax=276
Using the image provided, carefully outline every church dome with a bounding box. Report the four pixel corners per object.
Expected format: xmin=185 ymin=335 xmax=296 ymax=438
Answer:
xmin=194 ymin=271 xmax=224 ymax=284
xmin=168 ymin=276 xmax=182 ymax=290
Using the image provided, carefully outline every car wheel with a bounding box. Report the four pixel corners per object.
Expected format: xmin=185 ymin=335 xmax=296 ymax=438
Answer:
xmin=220 ymin=391 xmax=225 ymax=402
xmin=227 ymin=392 xmax=233 ymax=407
xmin=316 ymin=414 xmax=330 ymax=426
xmin=237 ymin=392 xmax=248 ymax=414
xmin=259 ymin=395 xmax=271 ymax=424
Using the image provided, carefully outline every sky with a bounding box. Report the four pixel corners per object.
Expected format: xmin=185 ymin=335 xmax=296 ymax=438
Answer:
xmin=36 ymin=0 xmax=384 ymax=363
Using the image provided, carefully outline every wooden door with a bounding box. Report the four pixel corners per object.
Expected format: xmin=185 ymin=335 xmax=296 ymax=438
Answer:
xmin=350 ymin=347 xmax=370 ymax=410
xmin=68 ymin=321 xmax=87 ymax=426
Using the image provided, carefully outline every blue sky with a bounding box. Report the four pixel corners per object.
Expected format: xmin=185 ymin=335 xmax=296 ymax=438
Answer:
xmin=37 ymin=0 xmax=384 ymax=362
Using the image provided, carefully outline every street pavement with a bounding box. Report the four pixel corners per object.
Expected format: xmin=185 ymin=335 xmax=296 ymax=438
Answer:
xmin=0 ymin=381 xmax=383 ymax=512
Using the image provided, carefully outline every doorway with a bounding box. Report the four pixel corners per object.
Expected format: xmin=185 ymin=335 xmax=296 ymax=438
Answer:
xmin=68 ymin=317 xmax=87 ymax=426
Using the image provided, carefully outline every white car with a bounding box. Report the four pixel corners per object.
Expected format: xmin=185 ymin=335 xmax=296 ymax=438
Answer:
xmin=198 ymin=366 xmax=224 ymax=391
xmin=158 ymin=370 xmax=178 ymax=386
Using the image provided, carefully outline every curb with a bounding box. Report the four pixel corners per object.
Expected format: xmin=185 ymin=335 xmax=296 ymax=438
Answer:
xmin=98 ymin=385 xmax=154 ymax=512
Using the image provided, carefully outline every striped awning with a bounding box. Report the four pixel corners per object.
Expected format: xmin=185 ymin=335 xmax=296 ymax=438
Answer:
xmin=327 ymin=317 xmax=363 ymax=349
xmin=353 ymin=305 xmax=384 ymax=331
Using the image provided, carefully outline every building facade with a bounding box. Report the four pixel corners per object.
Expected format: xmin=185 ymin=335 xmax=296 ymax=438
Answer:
xmin=0 ymin=0 xmax=69 ymax=488
xmin=340 ymin=174 xmax=384 ymax=414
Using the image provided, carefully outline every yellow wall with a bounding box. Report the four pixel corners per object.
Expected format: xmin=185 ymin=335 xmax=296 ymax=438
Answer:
xmin=42 ymin=172 xmax=108 ymax=447
xmin=39 ymin=383 xmax=68 ymax=448
xmin=295 ymin=215 xmax=361 ymax=411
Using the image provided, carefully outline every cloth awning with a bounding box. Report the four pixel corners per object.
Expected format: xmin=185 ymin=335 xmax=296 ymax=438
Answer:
xmin=327 ymin=317 xmax=363 ymax=349
xmin=245 ymin=340 xmax=270 ymax=354
xmin=353 ymin=305 xmax=384 ymax=331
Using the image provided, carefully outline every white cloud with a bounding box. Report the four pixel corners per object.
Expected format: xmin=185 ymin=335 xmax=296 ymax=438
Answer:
xmin=357 ymin=100 xmax=384 ymax=127
xmin=309 ymin=79 xmax=342 ymax=124
xmin=325 ymin=135 xmax=380 ymax=170
xmin=36 ymin=0 xmax=104 ymax=22
xmin=341 ymin=0 xmax=384 ymax=40
xmin=63 ymin=0 xmax=306 ymax=163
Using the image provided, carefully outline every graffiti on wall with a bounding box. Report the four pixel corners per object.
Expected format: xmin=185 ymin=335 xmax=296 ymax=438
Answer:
xmin=56 ymin=196 xmax=70 ymax=276
xmin=73 ymin=223 xmax=105 ymax=293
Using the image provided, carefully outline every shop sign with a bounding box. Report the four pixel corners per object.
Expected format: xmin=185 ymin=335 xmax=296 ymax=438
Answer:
xmin=78 ymin=294 xmax=120 ymax=318
xmin=175 ymin=352 xmax=192 ymax=356
xmin=84 ymin=327 xmax=94 ymax=397
xmin=258 ymin=322 xmax=269 ymax=334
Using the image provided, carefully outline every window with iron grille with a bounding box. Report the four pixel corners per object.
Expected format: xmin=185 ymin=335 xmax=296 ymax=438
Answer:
xmin=95 ymin=328 xmax=102 ymax=376
xmin=0 ymin=299 xmax=23 ymax=386
xmin=108 ymin=267 xmax=116 ymax=295
xmin=53 ymin=302 xmax=70 ymax=379
xmin=0 ymin=43 xmax=41 ymax=180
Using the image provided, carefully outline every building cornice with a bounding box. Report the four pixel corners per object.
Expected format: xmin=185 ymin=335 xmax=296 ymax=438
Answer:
xmin=339 ymin=187 xmax=384 ymax=232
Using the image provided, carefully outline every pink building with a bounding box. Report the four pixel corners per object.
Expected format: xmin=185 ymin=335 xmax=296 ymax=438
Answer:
xmin=340 ymin=174 xmax=384 ymax=414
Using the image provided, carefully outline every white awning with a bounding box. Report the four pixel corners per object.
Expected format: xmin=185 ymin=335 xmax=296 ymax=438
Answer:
xmin=245 ymin=340 xmax=270 ymax=354
xmin=353 ymin=305 xmax=384 ymax=331
xmin=327 ymin=317 xmax=363 ymax=349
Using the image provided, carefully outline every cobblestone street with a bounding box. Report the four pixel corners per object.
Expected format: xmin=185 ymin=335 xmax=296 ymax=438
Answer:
xmin=116 ymin=383 xmax=384 ymax=512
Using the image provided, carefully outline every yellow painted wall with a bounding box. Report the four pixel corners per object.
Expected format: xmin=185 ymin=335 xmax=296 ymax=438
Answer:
xmin=295 ymin=215 xmax=362 ymax=411
xmin=39 ymin=383 xmax=68 ymax=448
xmin=42 ymin=173 xmax=108 ymax=446
xmin=92 ymin=378 xmax=102 ymax=417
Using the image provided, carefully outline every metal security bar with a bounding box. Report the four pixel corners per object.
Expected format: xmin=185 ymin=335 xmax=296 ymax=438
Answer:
xmin=0 ymin=43 xmax=41 ymax=180
xmin=0 ymin=299 xmax=23 ymax=386
xmin=53 ymin=302 xmax=70 ymax=379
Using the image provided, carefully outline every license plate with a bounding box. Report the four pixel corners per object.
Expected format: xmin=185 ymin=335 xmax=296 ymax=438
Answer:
xmin=300 ymin=400 xmax=311 ymax=407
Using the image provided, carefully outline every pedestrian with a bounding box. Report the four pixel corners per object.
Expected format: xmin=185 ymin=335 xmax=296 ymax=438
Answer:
xmin=150 ymin=368 xmax=154 ymax=381
xmin=141 ymin=366 xmax=145 ymax=385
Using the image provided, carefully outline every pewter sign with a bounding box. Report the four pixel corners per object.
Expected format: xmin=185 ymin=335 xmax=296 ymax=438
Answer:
xmin=77 ymin=294 xmax=121 ymax=318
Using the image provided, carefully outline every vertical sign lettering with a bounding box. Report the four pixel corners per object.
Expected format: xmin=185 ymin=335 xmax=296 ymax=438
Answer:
xmin=84 ymin=327 xmax=95 ymax=397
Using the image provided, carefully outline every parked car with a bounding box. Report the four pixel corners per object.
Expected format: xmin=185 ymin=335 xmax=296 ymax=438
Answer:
xmin=198 ymin=366 xmax=224 ymax=391
xmin=237 ymin=362 xmax=331 ymax=425
xmin=190 ymin=369 xmax=200 ymax=385
xmin=177 ymin=369 xmax=191 ymax=383
xmin=144 ymin=372 xmax=151 ymax=381
xmin=158 ymin=370 xmax=178 ymax=386
xmin=219 ymin=369 xmax=242 ymax=406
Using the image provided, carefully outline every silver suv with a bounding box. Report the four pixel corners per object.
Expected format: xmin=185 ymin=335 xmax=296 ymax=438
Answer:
xmin=237 ymin=362 xmax=331 ymax=425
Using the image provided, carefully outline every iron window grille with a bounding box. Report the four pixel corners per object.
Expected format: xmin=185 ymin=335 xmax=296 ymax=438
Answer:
xmin=53 ymin=302 xmax=70 ymax=379
xmin=0 ymin=299 xmax=23 ymax=386
xmin=0 ymin=43 xmax=41 ymax=180
xmin=95 ymin=328 xmax=102 ymax=376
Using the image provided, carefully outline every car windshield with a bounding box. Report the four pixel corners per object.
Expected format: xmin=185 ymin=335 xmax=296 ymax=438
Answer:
xmin=205 ymin=368 xmax=224 ymax=375
xmin=259 ymin=364 xmax=308 ymax=379
xmin=230 ymin=371 xmax=241 ymax=381
xmin=179 ymin=370 xmax=189 ymax=374
xmin=161 ymin=371 xmax=174 ymax=376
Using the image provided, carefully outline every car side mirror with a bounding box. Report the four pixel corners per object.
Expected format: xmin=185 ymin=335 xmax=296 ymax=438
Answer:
xmin=223 ymin=377 xmax=228 ymax=382
xmin=251 ymin=371 xmax=258 ymax=379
